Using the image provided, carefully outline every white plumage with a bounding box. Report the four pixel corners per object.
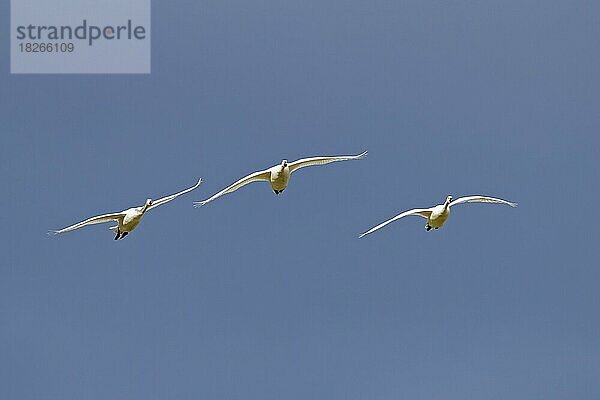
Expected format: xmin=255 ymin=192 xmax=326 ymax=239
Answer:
xmin=359 ymin=195 xmax=517 ymax=238
xmin=51 ymin=178 xmax=202 ymax=240
xmin=194 ymin=151 xmax=367 ymax=206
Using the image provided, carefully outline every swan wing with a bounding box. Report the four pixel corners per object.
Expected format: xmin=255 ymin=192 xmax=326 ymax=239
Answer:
xmin=288 ymin=150 xmax=367 ymax=173
xmin=450 ymin=196 xmax=517 ymax=208
xmin=359 ymin=208 xmax=432 ymax=238
xmin=193 ymin=169 xmax=271 ymax=207
xmin=148 ymin=178 xmax=202 ymax=211
xmin=51 ymin=212 xmax=125 ymax=234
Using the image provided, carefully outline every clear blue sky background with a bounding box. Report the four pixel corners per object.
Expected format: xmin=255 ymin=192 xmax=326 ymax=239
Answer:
xmin=1 ymin=1 xmax=599 ymax=399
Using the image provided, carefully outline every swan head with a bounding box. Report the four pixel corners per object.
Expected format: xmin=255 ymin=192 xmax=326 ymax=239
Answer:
xmin=142 ymin=198 xmax=152 ymax=212
xmin=281 ymin=159 xmax=288 ymax=168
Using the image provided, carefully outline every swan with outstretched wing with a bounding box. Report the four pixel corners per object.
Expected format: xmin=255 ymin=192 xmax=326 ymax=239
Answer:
xmin=51 ymin=178 xmax=202 ymax=240
xmin=194 ymin=151 xmax=367 ymax=207
xmin=359 ymin=195 xmax=517 ymax=238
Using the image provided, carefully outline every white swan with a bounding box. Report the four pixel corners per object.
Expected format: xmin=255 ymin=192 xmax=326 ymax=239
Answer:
xmin=359 ymin=195 xmax=517 ymax=238
xmin=194 ymin=151 xmax=367 ymax=206
xmin=51 ymin=178 xmax=202 ymax=240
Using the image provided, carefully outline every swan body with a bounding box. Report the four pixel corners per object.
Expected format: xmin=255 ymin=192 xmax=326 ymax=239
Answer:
xmin=51 ymin=178 xmax=202 ymax=240
xmin=194 ymin=151 xmax=367 ymax=206
xmin=359 ymin=195 xmax=517 ymax=238
xmin=269 ymin=162 xmax=290 ymax=193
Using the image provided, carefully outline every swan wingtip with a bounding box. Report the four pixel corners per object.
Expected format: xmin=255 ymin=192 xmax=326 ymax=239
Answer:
xmin=193 ymin=201 xmax=206 ymax=208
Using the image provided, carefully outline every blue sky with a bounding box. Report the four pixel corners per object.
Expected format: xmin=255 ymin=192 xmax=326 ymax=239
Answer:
xmin=1 ymin=1 xmax=599 ymax=399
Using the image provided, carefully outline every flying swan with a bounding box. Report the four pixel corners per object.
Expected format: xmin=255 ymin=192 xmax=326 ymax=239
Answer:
xmin=51 ymin=178 xmax=202 ymax=240
xmin=194 ymin=151 xmax=367 ymax=206
xmin=359 ymin=195 xmax=517 ymax=238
